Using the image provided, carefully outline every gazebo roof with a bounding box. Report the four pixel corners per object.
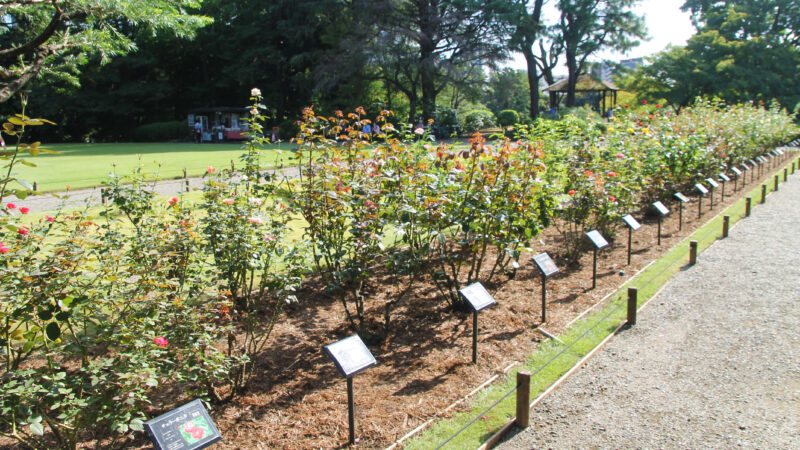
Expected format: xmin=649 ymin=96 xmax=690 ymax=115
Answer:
xmin=544 ymin=74 xmax=619 ymax=93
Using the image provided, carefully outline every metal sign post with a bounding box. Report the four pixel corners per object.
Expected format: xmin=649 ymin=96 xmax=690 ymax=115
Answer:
xmin=695 ymin=183 xmax=708 ymax=218
xmin=719 ymin=173 xmax=730 ymax=198
xmin=652 ymin=202 xmax=669 ymax=246
xmin=731 ymin=167 xmax=742 ymax=191
xmin=532 ymin=253 xmax=559 ymax=323
xmin=324 ymin=335 xmax=378 ymax=445
xmin=674 ymin=192 xmax=689 ymax=230
xmin=585 ymin=230 xmax=609 ymax=289
xmin=621 ymin=215 xmax=641 ymax=265
xmin=459 ymin=282 xmax=497 ymax=364
xmin=706 ymin=178 xmax=719 ymax=209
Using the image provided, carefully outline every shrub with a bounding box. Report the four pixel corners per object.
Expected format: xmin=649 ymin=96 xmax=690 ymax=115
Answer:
xmin=133 ymin=121 xmax=188 ymax=141
xmin=497 ymin=109 xmax=520 ymax=128
xmin=461 ymin=109 xmax=497 ymax=132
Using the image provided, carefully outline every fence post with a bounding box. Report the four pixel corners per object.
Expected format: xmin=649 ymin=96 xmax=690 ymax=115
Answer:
xmin=774 ymin=174 xmax=779 ymax=192
xmin=792 ymin=162 xmax=796 ymax=174
xmin=33 ymin=181 xmax=38 ymax=192
xmin=745 ymin=197 xmax=751 ymax=217
xmin=761 ymin=184 xmax=767 ymax=204
xmin=689 ymin=241 xmax=698 ymax=265
xmin=784 ymin=168 xmax=788 ymax=182
xmin=722 ymin=216 xmax=729 ymax=238
xmin=515 ymin=371 xmax=531 ymax=428
xmin=627 ymin=287 xmax=638 ymax=326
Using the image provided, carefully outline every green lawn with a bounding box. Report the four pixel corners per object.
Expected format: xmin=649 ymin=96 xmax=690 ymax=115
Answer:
xmin=10 ymin=142 xmax=298 ymax=192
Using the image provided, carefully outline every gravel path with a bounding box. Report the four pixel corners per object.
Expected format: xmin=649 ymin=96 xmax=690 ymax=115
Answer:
xmin=2 ymin=167 xmax=300 ymax=213
xmin=498 ymin=168 xmax=800 ymax=449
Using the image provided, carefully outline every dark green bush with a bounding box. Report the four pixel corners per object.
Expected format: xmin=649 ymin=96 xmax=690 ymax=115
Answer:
xmin=133 ymin=121 xmax=189 ymax=142
xmin=461 ymin=110 xmax=497 ymax=133
xmin=498 ymin=109 xmax=520 ymax=127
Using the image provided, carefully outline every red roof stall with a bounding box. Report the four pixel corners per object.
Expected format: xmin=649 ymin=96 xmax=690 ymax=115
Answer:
xmin=188 ymin=107 xmax=250 ymax=142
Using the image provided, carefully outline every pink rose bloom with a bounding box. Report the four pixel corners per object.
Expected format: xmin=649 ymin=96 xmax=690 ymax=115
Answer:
xmin=6 ymin=203 xmax=15 ymax=210
xmin=222 ymin=198 xmax=234 ymax=205
xmin=642 ymin=100 xmax=648 ymax=105
xmin=207 ymin=166 xmax=216 ymax=173
xmin=414 ymin=128 xmax=424 ymax=135
xmin=609 ymin=195 xmax=616 ymax=202
xmin=608 ymin=172 xmax=617 ymax=177
xmin=264 ymin=234 xmax=276 ymax=242
xmin=168 ymin=197 xmax=178 ymax=206
xmin=45 ymin=215 xmax=55 ymax=223
xmin=584 ymin=170 xmax=594 ymax=177
xmin=19 ymin=207 xmax=29 ymax=214
xmin=17 ymin=228 xmax=28 ymax=235
xmin=153 ymin=336 xmax=168 ymax=348
xmin=616 ymin=153 xmax=624 ymax=159
xmin=568 ymin=189 xmax=576 ymax=195
xmin=248 ymin=217 xmax=263 ymax=224
xmin=0 ymin=244 xmax=8 ymax=254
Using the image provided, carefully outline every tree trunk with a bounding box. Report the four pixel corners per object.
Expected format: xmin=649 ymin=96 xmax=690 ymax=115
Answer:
xmin=419 ymin=2 xmax=437 ymax=122
xmin=522 ymin=47 xmax=541 ymax=120
xmin=565 ymin=49 xmax=578 ymax=107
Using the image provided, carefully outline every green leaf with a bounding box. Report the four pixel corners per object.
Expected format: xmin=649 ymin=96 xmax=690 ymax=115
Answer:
xmin=130 ymin=418 xmax=144 ymax=432
xmin=30 ymin=422 xmax=44 ymax=436
xmin=19 ymin=160 xmax=37 ymax=167
xmin=45 ymin=322 xmax=61 ymax=341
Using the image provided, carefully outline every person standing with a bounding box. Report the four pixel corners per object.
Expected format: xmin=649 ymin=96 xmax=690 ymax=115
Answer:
xmin=194 ymin=119 xmax=202 ymax=143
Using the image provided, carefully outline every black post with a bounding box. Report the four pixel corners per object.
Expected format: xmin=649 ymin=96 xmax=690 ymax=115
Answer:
xmin=709 ymin=187 xmax=714 ymax=209
xmin=751 ymin=165 xmax=755 ymax=184
xmin=734 ymin=173 xmax=738 ymax=191
xmin=516 ymin=371 xmax=531 ymax=428
xmin=784 ymin=168 xmax=788 ymax=182
xmin=592 ymin=247 xmax=598 ymax=289
xmin=657 ymin=215 xmax=662 ymax=246
xmin=746 ymin=197 xmax=751 ymax=217
xmin=678 ymin=201 xmax=683 ymax=231
xmin=347 ymin=377 xmax=355 ymax=445
xmin=698 ymin=195 xmax=703 ymax=218
xmin=721 ymin=180 xmax=725 ymax=199
xmin=627 ymin=287 xmax=638 ymax=326
xmin=723 ymin=215 xmax=729 ymax=238
xmin=541 ymin=274 xmax=547 ymax=324
xmin=472 ymin=311 xmax=479 ymax=364
xmin=761 ymin=184 xmax=767 ymax=204
xmin=689 ymin=241 xmax=698 ymax=266
xmin=774 ymin=174 xmax=779 ymax=191
xmin=627 ymin=226 xmax=633 ymax=265
xmin=33 ymin=181 xmax=37 ymax=191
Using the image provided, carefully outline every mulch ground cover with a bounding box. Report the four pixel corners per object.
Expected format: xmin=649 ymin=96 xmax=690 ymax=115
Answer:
xmin=32 ymin=164 xmax=786 ymax=450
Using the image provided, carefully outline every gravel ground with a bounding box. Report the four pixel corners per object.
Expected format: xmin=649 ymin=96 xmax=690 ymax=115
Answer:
xmin=498 ymin=168 xmax=800 ymax=449
xmin=2 ymin=167 xmax=300 ymax=213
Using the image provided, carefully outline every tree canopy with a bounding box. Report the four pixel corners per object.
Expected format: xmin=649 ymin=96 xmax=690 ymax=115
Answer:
xmin=0 ymin=0 xmax=211 ymax=103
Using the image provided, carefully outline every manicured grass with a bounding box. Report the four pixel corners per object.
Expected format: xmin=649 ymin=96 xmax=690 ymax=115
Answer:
xmin=9 ymin=142 xmax=298 ymax=192
xmin=403 ymin=159 xmax=795 ymax=449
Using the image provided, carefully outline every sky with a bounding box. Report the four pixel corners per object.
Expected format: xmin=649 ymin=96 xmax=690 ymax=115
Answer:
xmin=507 ymin=0 xmax=696 ymax=73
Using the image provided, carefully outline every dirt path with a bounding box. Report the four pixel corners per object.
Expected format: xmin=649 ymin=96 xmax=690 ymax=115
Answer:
xmin=497 ymin=166 xmax=800 ymax=448
xmin=2 ymin=167 xmax=300 ymax=213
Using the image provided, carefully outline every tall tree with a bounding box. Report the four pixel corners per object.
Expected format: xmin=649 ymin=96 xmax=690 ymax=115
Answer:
xmin=0 ymin=0 xmax=210 ymax=103
xmin=354 ymin=0 xmax=508 ymax=122
xmin=623 ymin=1 xmax=800 ymax=111
xmin=555 ymin=0 xmax=646 ymax=106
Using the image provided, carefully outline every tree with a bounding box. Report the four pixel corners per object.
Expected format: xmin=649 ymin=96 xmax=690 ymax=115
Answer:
xmin=0 ymin=0 xmax=211 ymax=103
xmin=555 ymin=0 xmax=646 ymax=106
xmin=622 ymin=1 xmax=800 ymax=111
xmin=350 ymin=0 xmax=508 ymax=122
xmin=483 ymin=68 xmax=531 ymax=117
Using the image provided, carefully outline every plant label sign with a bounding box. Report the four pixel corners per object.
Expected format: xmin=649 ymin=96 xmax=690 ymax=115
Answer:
xmin=622 ymin=214 xmax=641 ymax=230
xmin=144 ymin=399 xmax=222 ymax=450
xmin=749 ymin=159 xmax=757 ymax=167
xmin=585 ymin=230 xmax=608 ymax=249
xmin=652 ymin=201 xmax=669 ymax=216
xmin=459 ymin=282 xmax=497 ymax=312
xmin=674 ymin=192 xmax=689 ymax=203
xmin=742 ymin=162 xmax=751 ymax=170
xmin=719 ymin=173 xmax=731 ymax=182
xmin=324 ymin=335 xmax=377 ymax=378
xmin=777 ymin=149 xmax=784 ymax=155
xmin=695 ymin=183 xmax=709 ymax=195
xmin=731 ymin=167 xmax=742 ymax=176
xmin=706 ymin=178 xmax=720 ymax=189
xmin=532 ymin=252 xmax=559 ymax=277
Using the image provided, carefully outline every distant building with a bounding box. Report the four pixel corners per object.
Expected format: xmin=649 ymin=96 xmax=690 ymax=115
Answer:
xmin=187 ymin=107 xmax=250 ymax=142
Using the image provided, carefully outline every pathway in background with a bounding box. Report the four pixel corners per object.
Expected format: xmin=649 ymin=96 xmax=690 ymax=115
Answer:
xmin=3 ymin=167 xmax=300 ymax=213
xmin=498 ymin=171 xmax=800 ymax=448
